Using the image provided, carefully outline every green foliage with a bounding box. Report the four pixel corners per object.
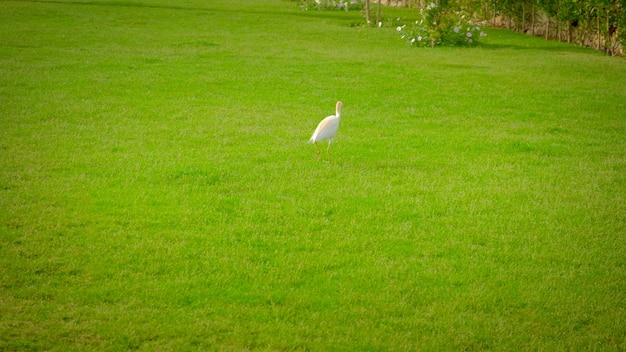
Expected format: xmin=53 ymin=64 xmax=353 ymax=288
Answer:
xmin=397 ymin=2 xmax=487 ymax=46
xmin=481 ymin=0 xmax=624 ymax=55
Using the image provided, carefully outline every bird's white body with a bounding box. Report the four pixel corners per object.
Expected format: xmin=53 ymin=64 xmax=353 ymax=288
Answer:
xmin=309 ymin=101 xmax=343 ymax=156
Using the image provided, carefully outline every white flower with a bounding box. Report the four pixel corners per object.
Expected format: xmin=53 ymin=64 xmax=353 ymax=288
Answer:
xmin=418 ymin=36 xmax=422 ymax=41
xmin=466 ymin=32 xmax=472 ymax=37
xmin=454 ymin=26 xmax=460 ymax=33
xmin=410 ymin=38 xmax=416 ymax=43
xmin=378 ymin=22 xmax=382 ymax=27
xmin=396 ymin=26 xmax=403 ymax=32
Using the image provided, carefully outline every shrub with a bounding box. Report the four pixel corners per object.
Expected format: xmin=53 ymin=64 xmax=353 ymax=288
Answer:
xmin=397 ymin=3 xmax=486 ymax=47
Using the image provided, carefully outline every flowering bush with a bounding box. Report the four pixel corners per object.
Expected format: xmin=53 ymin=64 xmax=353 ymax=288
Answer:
xmin=298 ymin=0 xmax=365 ymax=11
xmin=397 ymin=3 xmax=486 ymax=47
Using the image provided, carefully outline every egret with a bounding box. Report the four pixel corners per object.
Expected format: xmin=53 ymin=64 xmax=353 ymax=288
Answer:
xmin=309 ymin=101 xmax=343 ymax=158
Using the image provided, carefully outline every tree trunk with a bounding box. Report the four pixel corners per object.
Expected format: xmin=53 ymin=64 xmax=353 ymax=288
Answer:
xmin=568 ymin=20 xmax=572 ymax=43
xmin=597 ymin=15 xmax=601 ymax=50
xmin=365 ymin=0 xmax=371 ymax=26
xmin=530 ymin=5 xmax=535 ymax=35
xmin=376 ymin=0 xmax=382 ymax=27
xmin=604 ymin=10 xmax=613 ymax=56
xmin=522 ymin=4 xmax=526 ymax=32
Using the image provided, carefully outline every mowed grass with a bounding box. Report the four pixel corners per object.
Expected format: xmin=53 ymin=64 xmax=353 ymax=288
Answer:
xmin=1 ymin=0 xmax=626 ymax=350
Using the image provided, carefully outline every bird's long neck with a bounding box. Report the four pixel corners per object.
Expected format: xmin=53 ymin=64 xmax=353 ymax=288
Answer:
xmin=335 ymin=101 xmax=343 ymax=117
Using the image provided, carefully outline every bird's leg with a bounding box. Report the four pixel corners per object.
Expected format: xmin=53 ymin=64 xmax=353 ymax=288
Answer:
xmin=315 ymin=142 xmax=321 ymax=159
xmin=327 ymin=139 xmax=333 ymax=156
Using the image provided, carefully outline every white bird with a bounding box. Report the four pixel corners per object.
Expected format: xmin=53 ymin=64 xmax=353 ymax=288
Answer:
xmin=309 ymin=101 xmax=343 ymax=157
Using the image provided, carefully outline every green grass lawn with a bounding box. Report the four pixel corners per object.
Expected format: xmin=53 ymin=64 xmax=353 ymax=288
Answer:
xmin=1 ymin=0 xmax=625 ymax=350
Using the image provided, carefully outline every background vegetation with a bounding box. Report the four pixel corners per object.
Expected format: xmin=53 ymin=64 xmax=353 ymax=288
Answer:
xmin=1 ymin=0 xmax=625 ymax=350
xmin=478 ymin=0 xmax=625 ymax=55
xmin=310 ymin=0 xmax=625 ymax=55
